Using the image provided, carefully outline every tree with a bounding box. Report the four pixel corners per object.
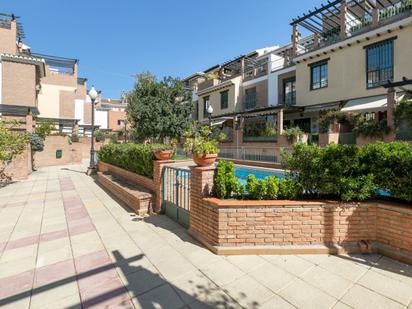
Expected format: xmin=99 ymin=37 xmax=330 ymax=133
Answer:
xmin=127 ymin=72 xmax=194 ymax=142
xmin=0 ymin=120 xmax=29 ymax=184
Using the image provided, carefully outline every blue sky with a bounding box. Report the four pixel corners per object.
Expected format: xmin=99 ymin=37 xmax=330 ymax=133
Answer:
xmin=2 ymin=0 xmax=324 ymax=98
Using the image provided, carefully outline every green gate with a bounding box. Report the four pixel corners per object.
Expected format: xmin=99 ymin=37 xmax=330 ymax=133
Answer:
xmin=162 ymin=167 xmax=190 ymax=228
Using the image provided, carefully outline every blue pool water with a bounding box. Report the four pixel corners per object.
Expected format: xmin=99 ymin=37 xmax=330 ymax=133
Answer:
xmin=234 ymin=166 xmax=285 ymax=185
xmin=234 ymin=165 xmax=391 ymax=197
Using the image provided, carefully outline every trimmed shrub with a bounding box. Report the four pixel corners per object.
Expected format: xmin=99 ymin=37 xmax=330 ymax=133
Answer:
xmin=282 ymin=142 xmax=412 ymax=202
xmin=359 ymin=142 xmax=412 ymax=201
xmin=98 ymin=143 xmax=170 ymax=177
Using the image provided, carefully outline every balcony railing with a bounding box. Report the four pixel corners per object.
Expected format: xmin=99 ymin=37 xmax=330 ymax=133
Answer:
xmin=379 ymin=2 xmax=412 ymax=23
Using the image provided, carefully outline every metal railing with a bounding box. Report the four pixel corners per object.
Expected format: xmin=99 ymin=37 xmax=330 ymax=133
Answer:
xmin=219 ymin=146 xmax=291 ymax=164
xmin=163 ymin=167 xmax=190 ymax=211
xmin=396 ymin=130 xmax=412 ymax=141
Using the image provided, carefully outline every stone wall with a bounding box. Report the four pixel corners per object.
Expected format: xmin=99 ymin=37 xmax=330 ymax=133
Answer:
xmin=188 ymin=166 xmax=412 ymax=264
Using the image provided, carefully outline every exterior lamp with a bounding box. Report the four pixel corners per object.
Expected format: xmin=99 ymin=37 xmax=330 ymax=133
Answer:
xmin=207 ymin=105 xmax=214 ymax=129
xmin=87 ymin=86 xmax=98 ymax=175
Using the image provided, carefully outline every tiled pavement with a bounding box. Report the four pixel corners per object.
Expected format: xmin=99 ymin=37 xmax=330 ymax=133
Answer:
xmin=0 ymin=164 xmax=412 ymax=309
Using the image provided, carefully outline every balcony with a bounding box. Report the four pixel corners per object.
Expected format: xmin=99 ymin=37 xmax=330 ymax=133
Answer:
xmin=292 ymin=0 xmax=412 ymax=55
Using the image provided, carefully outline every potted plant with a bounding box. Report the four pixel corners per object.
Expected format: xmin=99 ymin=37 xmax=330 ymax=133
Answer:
xmin=184 ymin=126 xmax=226 ymax=167
xmin=152 ymin=145 xmax=174 ymax=160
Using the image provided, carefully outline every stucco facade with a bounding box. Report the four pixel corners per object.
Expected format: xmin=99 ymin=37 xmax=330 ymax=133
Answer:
xmin=295 ymin=18 xmax=412 ymax=107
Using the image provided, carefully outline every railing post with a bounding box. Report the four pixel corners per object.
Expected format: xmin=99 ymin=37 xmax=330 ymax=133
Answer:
xmin=153 ymin=159 xmax=175 ymax=214
xmin=340 ymin=0 xmax=348 ymax=40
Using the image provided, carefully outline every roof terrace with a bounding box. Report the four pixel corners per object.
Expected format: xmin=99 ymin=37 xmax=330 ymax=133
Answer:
xmin=32 ymin=53 xmax=78 ymax=75
xmin=290 ymin=0 xmax=412 ymax=55
xmin=0 ymin=13 xmax=24 ymax=40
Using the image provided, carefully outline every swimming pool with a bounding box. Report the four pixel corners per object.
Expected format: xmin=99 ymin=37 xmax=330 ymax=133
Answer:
xmin=234 ymin=165 xmax=285 ymax=184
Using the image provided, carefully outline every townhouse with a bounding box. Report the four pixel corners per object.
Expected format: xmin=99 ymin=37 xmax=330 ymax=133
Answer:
xmin=184 ymin=0 xmax=412 ymax=163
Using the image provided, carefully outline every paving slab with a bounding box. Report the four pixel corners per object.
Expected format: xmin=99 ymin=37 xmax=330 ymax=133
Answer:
xmin=0 ymin=163 xmax=411 ymax=309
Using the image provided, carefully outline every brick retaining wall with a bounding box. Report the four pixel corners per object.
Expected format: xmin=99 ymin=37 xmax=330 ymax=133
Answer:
xmin=188 ymin=166 xmax=412 ymax=264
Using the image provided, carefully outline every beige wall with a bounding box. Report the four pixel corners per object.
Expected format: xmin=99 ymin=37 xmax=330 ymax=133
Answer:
xmin=0 ymin=21 xmax=17 ymax=54
xmin=198 ymin=76 xmax=242 ymax=121
xmin=2 ymin=61 xmax=36 ymax=106
xmin=37 ymin=84 xmax=76 ymax=118
xmin=296 ymin=24 xmax=412 ymax=106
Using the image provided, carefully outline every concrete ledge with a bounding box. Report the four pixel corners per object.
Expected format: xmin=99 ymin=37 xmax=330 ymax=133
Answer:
xmin=97 ymin=172 xmax=153 ymax=216
xmin=189 ymin=228 xmax=373 ymax=256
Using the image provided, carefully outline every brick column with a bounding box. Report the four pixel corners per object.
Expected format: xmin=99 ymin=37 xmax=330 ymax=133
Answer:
xmin=291 ymin=25 xmax=299 ymax=57
xmin=277 ymin=108 xmax=284 ymax=136
xmin=152 ymin=160 xmax=175 ymax=213
xmin=372 ymin=1 xmax=379 ymax=27
xmin=189 ymin=165 xmax=217 ymax=246
xmin=340 ymin=0 xmax=348 ymax=40
xmin=386 ymin=87 xmax=396 ymax=141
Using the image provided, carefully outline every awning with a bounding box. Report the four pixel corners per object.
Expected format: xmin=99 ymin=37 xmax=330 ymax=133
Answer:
xmin=304 ymin=101 xmax=341 ymax=113
xmin=341 ymin=95 xmax=387 ymax=113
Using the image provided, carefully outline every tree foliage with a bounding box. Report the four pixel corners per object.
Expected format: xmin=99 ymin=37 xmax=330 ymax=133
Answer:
xmin=0 ymin=120 xmax=29 ymax=183
xmin=127 ymin=72 xmax=194 ymax=142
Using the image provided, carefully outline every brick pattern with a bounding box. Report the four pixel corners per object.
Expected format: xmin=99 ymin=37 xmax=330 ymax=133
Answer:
xmin=2 ymin=61 xmax=36 ymax=107
xmin=34 ymin=136 xmax=83 ymax=167
xmin=97 ymin=161 xmax=155 ymax=191
xmin=97 ymin=172 xmax=153 ymax=216
xmin=153 ymin=160 xmax=176 ymax=213
xmin=201 ymin=205 xmax=376 ymax=247
xmin=189 ymin=166 xmax=412 ymax=259
xmin=377 ymin=205 xmax=412 ymax=255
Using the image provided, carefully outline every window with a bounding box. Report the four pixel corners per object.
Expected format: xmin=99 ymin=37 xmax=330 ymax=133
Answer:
xmin=245 ymin=87 xmax=257 ymax=110
xmin=366 ymin=39 xmax=394 ymax=88
xmin=220 ymin=90 xmax=229 ymax=110
xmin=294 ymin=118 xmax=311 ymax=133
xmin=203 ymin=96 xmax=210 ymax=117
xmin=283 ymin=77 xmax=296 ymax=106
xmin=117 ymin=120 xmax=125 ymax=126
xmin=243 ymin=115 xmax=277 ymax=143
xmin=310 ymin=61 xmax=328 ymax=90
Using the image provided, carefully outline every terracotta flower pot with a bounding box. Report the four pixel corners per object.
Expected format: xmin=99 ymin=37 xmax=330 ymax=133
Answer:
xmin=192 ymin=154 xmax=217 ymax=167
xmin=153 ymin=150 xmax=173 ymax=160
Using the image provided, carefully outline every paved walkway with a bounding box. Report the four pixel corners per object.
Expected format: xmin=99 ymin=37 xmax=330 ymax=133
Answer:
xmin=0 ymin=164 xmax=411 ymax=309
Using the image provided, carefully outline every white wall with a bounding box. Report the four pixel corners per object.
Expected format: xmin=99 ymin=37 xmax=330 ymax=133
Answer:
xmin=75 ymin=99 xmax=84 ymax=124
xmin=95 ymin=110 xmax=108 ymax=130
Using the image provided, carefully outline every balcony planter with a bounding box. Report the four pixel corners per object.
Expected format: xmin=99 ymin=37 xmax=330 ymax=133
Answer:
xmin=193 ymin=154 xmax=218 ymax=167
xmin=153 ymin=149 xmax=173 ymax=161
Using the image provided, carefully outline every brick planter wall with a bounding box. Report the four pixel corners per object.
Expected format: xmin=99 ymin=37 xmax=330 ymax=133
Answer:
xmin=189 ymin=166 xmax=412 ymax=264
xmin=34 ymin=136 xmax=82 ymax=167
xmin=97 ymin=160 xmax=175 ymax=213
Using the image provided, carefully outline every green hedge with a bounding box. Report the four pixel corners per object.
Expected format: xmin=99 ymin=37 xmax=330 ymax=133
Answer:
xmin=282 ymin=142 xmax=412 ymax=202
xmin=98 ymin=143 xmax=171 ymax=178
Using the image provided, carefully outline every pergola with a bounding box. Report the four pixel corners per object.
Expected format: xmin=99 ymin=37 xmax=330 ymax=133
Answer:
xmin=32 ymin=53 xmax=78 ymax=74
xmin=290 ymin=0 xmax=405 ymax=55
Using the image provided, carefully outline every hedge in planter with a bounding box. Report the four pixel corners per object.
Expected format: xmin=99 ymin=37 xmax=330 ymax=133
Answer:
xmin=98 ymin=143 xmax=171 ymax=177
xmin=282 ymin=142 xmax=412 ymax=202
xmin=359 ymin=142 xmax=412 ymax=202
xmin=281 ymin=143 xmax=375 ymax=201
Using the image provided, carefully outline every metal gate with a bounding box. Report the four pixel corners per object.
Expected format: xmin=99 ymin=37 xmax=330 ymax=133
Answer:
xmin=162 ymin=167 xmax=190 ymax=228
